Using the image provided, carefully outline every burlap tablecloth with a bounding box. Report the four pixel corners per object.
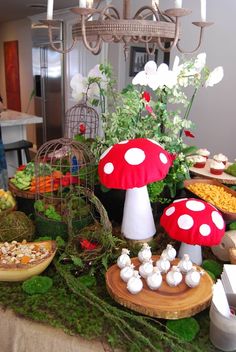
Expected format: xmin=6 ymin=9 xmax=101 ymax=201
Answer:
xmin=0 ymin=307 xmax=106 ymax=352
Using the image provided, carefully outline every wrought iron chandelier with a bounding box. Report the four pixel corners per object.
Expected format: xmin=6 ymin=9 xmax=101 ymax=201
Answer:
xmin=42 ymin=0 xmax=213 ymax=58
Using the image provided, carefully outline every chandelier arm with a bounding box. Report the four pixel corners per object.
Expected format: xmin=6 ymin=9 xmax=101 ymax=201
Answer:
xmin=145 ymin=43 xmax=157 ymax=56
xmin=156 ymin=16 xmax=180 ymax=52
xmin=99 ymin=5 xmax=120 ymax=20
xmin=81 ymin=15 xmax=103 ymax=54
xmin=133 ymin=6 xmax=160 ymax=21
xmin=48 ymin=25 xmax=77 ymax=54
xmin=176 ymin=26 xmax=204 ymax=54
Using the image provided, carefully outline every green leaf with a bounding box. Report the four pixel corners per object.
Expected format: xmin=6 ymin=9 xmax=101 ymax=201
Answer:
xmin=77 ymin=275 xmax=96 ymax=288
xmin=22 ymin=276 xmax=53 ymax=295
xmin=71 ymin=256 xmax=84 ymax=268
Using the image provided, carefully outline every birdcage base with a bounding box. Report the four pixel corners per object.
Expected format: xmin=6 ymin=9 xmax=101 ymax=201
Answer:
xmin=35 ymin=213 xmax=93 ymax=240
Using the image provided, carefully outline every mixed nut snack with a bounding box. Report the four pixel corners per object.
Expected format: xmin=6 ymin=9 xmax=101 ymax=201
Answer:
xmin=0 ymin=240 xmax=51 ymax=265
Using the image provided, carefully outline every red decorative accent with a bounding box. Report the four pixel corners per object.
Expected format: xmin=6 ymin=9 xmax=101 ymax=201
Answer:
xmin=80 ymin=239 xmax=98 ymax=250
xmin=17 ymin=164 xmax=26 ymax=171
xmin=4 ymin=41 xmax=21 ymax=111
xmin=142 ymin=91 xmax=151 ymax=102
xmin=79 ymin=123 xmax=86 ymax=134
xmin=145 ymin=105 xmax=153 ymax=114
xmin=184 ymin=130 xmax=195 ymax=138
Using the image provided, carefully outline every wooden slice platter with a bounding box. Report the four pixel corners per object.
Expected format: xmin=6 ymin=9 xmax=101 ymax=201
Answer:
xmin=106 ymin=256 xmax=213 ymax=320
xmin=189 ymin=159 xmax=236 ymax=185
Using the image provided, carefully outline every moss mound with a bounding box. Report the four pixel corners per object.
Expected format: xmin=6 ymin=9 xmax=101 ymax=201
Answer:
xmin=166 ymin=317 xmax=200 ymax=342
xmin=0 ymin=211 xmax=35 ymax=242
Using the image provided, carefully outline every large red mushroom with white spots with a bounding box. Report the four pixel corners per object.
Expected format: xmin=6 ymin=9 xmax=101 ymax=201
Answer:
xmin=98 ymin=138 xmax=173 ymax=241
xmin=160 ymin=198 xmax=225 ymax=265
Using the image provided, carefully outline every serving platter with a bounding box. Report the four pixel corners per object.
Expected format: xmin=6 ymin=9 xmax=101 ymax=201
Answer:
xmin=106 ymin=256 xmax=213 ymax=319
xmin=189 ymin=159 xmax=236 ymax=185
xmin=184 ymin=178 xmax=236 ymax=221
xmin=0 ymin=240 xmax=57 ymax=281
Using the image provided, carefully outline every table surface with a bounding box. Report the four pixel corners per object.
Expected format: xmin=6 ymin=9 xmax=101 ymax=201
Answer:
xmin=0 ymin=109 xmax=43 ymax=127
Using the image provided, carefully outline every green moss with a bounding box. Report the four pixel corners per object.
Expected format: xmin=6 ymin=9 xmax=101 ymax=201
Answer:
xmin=202 ymin=259 xmax=223 ymax=278
xmin=166 ymin=318 xmax=200 ymax=342
xmin=22 ymin=276 xmax=53 ymax=295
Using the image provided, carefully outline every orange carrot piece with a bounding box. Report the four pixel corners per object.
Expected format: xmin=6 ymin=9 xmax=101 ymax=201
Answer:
xmin=20 ymin=256 xmax=31 ymax=264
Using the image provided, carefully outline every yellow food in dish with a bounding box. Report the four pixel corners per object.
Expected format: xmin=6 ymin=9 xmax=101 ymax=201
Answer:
xmin=187 ymin=183 xmax=236 ymax=213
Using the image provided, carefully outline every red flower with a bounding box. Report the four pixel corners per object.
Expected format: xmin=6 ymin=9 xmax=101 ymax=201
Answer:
xmin=145 ymin=105 xmax=153 ymax=114
xmin=79 ymin=123 xmax=86 ymax=135
xmin=142 ymin=91 xmax=151 ymax=102
xmin=80 ymin=239 xmax=98 ymax=250
xmin=184 ymin=130 xmax=195 ymax=138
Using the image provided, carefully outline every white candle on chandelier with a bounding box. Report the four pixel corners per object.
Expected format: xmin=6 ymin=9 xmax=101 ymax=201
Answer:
xmin=79 ymin=0 xmax=87 ymax=7
xmin=47 ymin=0 xmax=54 ymax=20
xmin=200 ymin=0 xmax=206 ymax=21
xmin=174 ymin=0 xmax=182 ymax=8
xmin=86 ymin=0 xmax=94 ymax=8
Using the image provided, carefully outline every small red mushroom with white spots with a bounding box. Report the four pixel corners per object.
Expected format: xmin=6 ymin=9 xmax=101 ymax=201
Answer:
xmin=160 ymin=198 xmax=225 ymax=265
xmin=98 ymin=138 xmax=173 ymax=241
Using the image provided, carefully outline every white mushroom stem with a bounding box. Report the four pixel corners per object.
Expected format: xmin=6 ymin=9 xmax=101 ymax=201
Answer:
xmin=121 ymin=186 xmax=156 ymax=241
xmin=178 ymin=242 xmax=202 ymax=265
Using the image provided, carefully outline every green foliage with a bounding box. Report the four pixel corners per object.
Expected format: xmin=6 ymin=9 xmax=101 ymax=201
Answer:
xmin=22 ymin=276 xmax=53 ymax=295
xmin=45 ymin=205 xmax=62 ymax=221
xmin=147 ymin=181 xmax=165 ymax=203
xmin=77 ymin=275 xmax=96 ymax=288
xmin=225 ymin=163 xmax=236 ymax=177
xmin=166 ymin=318 xmax=200 ymax=342
xmin=229 ymin=222 xmax=236 ymax=230
xmin=202 ymin=259 xmax=223 ymax=278
xmin=34 ymin=200 xmax=45 ymax=213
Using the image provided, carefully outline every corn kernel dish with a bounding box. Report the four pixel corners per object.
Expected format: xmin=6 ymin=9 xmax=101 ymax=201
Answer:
xmin=0 ymin=240 xmax=56 ymax=281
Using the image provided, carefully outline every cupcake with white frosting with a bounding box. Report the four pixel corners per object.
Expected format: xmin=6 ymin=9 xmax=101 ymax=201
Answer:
xmin=210 ymin=160 xmax=225 ymax=175
xmin=213 ymin=153 xmax=228 ymax=165
xmin=186 ymin=155 xmax=206 ymax=168
xmin=196 ymin=148 xmax=210 ymax=159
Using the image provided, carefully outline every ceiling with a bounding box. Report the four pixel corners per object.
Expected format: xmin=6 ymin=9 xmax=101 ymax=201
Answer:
xmin=0 ymin=0 xmax=81 ymax=24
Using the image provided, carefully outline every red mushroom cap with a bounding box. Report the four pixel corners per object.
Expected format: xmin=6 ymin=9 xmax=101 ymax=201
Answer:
xmin=98 ymin=138 xmax=173 ymax=190
xmin=160 ymin=198 xmax=225 ymax=246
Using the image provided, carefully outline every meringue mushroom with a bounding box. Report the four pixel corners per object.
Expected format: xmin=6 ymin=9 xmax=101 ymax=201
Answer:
xmin=166 ymin=266 xmax=183 ymax=287
xmin=162 ymin=244 xmax=176 ymax=262
xmin=139 ymin=259 xmax=154 ymax=279
xmin=146 ymin=267 xmax=162 ymax=290
xmin=138 ymin=243 xmax=152 ymax=263
xmin=120 ymin=263 xmax=135 ymax=283
xmin=178 ymin=254 xmax=193 ymax=273
xmin=185 ymin=267 xmax=204 ymax=288
xmin=156 ymin=253 xmax=171 ymax=273
xmin=117 ymin=248 xmax=131 ymax=269
xmin=127 ymin=270 xmax=143 ymax=294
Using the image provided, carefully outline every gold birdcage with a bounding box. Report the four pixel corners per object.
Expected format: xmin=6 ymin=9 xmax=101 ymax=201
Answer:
xmin=34 ymin=137 xmax=97 ymax=239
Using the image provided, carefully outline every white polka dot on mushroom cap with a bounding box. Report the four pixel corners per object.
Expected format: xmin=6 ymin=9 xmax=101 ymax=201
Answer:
xmin=173 ymin=198 xmax=187 ymax=203
xmin=118 ymin=140 xmax=129 ymax=144
xmin=100 ymin=146 xmax=113 ymax=160
xmin=124 ymin=148 xmax=146 ymax=165
xmin=148 ymin=139 xmax=161 ymax=147
xmin=199 ymin=224 xmax=211 ymax=236
xmin=159 ymin=153 xmax=168 ymax=164
xmin=186 ymin=200 xmax=206 ymax=212
xmin=166 ymin=206 xmax=175 ymax=216
xmin=178 ymin=214 xmax=194 ymax=230
xmin=104 ymin=162 xmax=114 ymax=174
xmin=211 ymin=211 xmax=224 ymax=230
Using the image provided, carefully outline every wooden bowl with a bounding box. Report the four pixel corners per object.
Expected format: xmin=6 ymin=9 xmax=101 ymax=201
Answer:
xmin=184 ymin=178 xmax=236 ymax=222
xmin=0 ymin=240 xmax=57 ymax=282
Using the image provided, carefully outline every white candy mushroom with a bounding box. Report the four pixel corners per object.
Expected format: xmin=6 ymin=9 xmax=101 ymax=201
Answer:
xmin=98 ymin=138 xmax=173 ymax=241
xmin=160 ymin=198 xmax=225 ymax=265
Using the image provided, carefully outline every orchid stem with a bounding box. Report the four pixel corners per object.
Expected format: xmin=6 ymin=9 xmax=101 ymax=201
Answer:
xmin=179 ymin=87 xmax=198 ymax=138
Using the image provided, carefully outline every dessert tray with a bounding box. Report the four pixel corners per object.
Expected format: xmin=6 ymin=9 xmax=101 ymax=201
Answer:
xmin=184 ymin=178 xmax=236 ymax=222
xmin=106 ymin=256 xmax=213 ymax=319
xmin=189 ymin=159 xmax=236 ymax=185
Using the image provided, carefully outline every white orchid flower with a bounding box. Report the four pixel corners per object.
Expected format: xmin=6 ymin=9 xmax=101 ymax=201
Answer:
xmin=194 ymin=53 xmax=206 ymax=73
xmin=70 ymin=73 xmax=87 ymax=102
xmin=205 ymin=66 xmax=224 ymax=87
xmin=132 ymin=60 xmax=177 ymax=90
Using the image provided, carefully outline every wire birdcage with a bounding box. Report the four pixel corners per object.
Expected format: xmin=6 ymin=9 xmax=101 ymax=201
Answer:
xmin=34 ymin=138 xmax=97 ymax=238
xmin=64 ymin=102 xmax=99 ymax=139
